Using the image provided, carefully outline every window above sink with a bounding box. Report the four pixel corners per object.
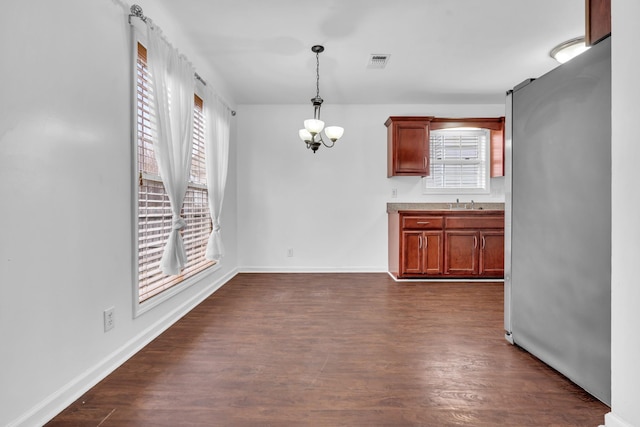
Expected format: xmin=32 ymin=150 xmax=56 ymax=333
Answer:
xmin=423 ymin=117 xmax=504 ymax=195
xmin=424 ymin=127 xmax=490 ymax=194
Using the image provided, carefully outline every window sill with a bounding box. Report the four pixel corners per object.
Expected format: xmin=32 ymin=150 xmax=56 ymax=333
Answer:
xmin=134 ymin=261 xmax=221 ymax=318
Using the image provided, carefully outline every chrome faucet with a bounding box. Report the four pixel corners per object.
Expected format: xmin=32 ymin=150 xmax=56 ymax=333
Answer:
xmin=449 ymin=198 xmax=476 ymax=209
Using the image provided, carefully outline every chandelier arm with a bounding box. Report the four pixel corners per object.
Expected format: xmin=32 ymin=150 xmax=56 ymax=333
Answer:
xmin=318 ymin=134 xmax=335 ymax=148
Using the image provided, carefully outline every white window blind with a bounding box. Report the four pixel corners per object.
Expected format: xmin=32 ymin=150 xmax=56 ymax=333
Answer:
xmin=136 ymin=43 xmax=215 ymax=303
xmin=424 ymin=127 xmax=490 ymax=193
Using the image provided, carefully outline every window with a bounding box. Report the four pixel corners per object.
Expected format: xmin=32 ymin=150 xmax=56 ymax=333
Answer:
xmin=423 ymin=117 xmax=504 ymax=194
xmin=424 ymin=127 xmax=490 ymax=193
xmin=136 ymin=43 xmax=215 ymax=304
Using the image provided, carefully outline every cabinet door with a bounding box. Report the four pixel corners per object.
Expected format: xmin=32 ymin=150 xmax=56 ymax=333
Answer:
xmin=479 ymin=230 xmax=504 ymax=276
xmin=401 ymin=231 xmax=423 ymax=275
xmin=586 ymin=0 xmax=610 ymax=45
xmin=424 ymin=231 xmax=444 ymax=275
xmin=400 ymin=231 xmax=443 ymax=276
xmin=387 ymin=120 xmax=429 ymax=176
xmin=445 ymin=231 xmax=478 ymax=275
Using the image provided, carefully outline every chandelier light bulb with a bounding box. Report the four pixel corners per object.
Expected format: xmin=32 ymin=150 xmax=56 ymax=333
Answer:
xmin=304 ymin=119 xmax=325 ymax=135
xmin=324 ymin=126 xmax=344 ymax=142
xmin=299 ymin=129 xmax=312 ymax=142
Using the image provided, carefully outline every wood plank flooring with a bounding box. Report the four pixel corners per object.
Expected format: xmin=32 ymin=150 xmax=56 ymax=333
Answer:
xmin=48 ymin=273 xmax=609 ymax=426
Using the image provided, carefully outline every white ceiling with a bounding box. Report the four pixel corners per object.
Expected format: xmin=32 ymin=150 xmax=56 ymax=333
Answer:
xmin=146 ymin=0 xmax=585 ymax=105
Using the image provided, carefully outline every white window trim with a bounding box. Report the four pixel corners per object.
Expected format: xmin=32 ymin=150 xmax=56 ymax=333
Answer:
xmin=423 ymin=127 xmax=491 ymax=195
xmin=136 ymin=261 xmax=221 ymax=315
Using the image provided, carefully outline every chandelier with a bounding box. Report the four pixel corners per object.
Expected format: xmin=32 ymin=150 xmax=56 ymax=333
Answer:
xmin=298 ymin=45 xmax=344 ymax=153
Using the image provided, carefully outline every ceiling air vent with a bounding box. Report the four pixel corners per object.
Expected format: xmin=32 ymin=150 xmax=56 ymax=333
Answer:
xmin=367 ymin=54 xmax=390 ymax=69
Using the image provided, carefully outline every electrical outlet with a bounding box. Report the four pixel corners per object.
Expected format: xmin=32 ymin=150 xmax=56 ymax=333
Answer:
xmin=287 ymin=248 xmax=294 ymax=257
xmin=104 ymin=307 xmax=115 ymax=332
xmin=392 ymin=188 xmax=398 ymax=198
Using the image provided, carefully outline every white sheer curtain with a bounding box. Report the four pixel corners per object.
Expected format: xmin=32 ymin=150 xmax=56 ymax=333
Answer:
xmin=204 ymin=92 xmax=231 ymax=261
xmin=147 ymin=24 xmax=195 ymax=275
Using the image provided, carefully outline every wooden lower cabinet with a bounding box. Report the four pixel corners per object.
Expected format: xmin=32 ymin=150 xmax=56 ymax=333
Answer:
xmin=479 ymin=230 xmax=504 ymax=276
xmin=389 ymin=210 xmax=504 ymax=279
xmin=445 ymin=231 xmax=479 ymax=275
xmin=444 ymin=230 xmax=504 ymax=277
xmin=402 ymin=231 xmax=443 ymax=275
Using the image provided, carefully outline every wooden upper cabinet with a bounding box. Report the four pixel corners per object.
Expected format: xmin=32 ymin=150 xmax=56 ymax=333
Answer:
xmin=490 ymin=124 xmax=505 ymax=178
xmin=386 ymin=117 xmax=432 ymax=177
xmin=386 ymin=116 xmax=505 ymax=178
xmin=586 ymin=0 xmax=611 ymax=46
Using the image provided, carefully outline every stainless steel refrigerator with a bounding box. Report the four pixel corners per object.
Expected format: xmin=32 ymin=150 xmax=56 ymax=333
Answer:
xmin=504 ymin=36 xmax=611 ymax=404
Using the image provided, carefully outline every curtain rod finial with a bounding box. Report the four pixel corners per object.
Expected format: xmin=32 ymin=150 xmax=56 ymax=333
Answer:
xmin=129 ymin=4 xmax=146 ymax=22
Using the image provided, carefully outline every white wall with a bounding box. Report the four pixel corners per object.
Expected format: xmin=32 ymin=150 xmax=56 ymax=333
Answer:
xmin=607 ymin=1 xmax=640 ymax=426
xmin=0 ymin=1 xmax=238 ymax=426
xmin=237 ymin=104 xmax=504 ymax=271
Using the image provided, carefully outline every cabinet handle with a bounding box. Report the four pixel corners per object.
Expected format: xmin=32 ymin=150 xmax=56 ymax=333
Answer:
xmin=417 ymin=221 xmax=430 ymax=224
xmin=424 ymin=157 xmax=428 ymax=169
xmin=419 ymin=235 xmax=423 ymax=249
xmin=474 ymin=236 xmax=478 ymax=248
xmin=481 ymin=236 xmax=486 ymax=249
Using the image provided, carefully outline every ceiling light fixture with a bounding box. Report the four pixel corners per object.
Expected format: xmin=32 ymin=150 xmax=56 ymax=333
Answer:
xmin=298 ymin=45 xmax=344 ymax=153
xmin=550 ymin=36 xmax=590 ymax=64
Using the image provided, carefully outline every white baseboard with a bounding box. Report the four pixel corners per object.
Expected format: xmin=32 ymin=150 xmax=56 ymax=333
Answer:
xmin=10 ymin=268 xmax=238 ymax=427
xmin=604 ymin=412 xmax=635 ymax=427
xmin=239 ymin=266 xmax=387 ymax=273
xmin=387 ymin=270 xmax=505 ymax=283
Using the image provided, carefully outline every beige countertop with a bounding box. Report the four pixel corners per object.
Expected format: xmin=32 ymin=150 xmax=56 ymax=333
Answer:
xmin=387 ymin=202 xmax=505 ymax=213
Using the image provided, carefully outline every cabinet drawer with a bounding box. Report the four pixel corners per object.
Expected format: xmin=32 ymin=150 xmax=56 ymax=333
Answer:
xmin=445 ymin=216 xmax=504 ymax=229
xmin=402 ymin=216 xmax=443 ymax=229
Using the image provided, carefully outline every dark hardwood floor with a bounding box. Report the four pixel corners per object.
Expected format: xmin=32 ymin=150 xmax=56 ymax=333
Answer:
xmin=48 ymin=273 xmax=609 ymax=426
